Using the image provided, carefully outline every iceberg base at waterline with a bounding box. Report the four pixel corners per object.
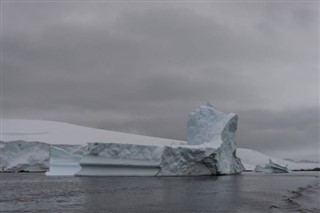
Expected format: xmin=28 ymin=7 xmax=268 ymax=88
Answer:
xmin=75 ymin=104 xmax=244 ymax=176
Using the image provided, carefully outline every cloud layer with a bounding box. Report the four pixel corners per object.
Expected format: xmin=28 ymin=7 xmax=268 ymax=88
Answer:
xmin=2 ymin=2 xmax=319 ymax=160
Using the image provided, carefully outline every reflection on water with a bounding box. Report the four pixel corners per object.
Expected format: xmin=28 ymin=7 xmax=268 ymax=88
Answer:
xmin=1 ymin=172 xmax=319 ymax=213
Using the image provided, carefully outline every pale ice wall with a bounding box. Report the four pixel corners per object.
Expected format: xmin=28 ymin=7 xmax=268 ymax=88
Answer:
xmin=158 ymin=146 xmax=217 ymax=176
xmin=0 ymin=141 xmax=49 ymax=172
xmin=45 ymin=145 xmax=86 ymax=176
xmin=87 ymin=143 xmax=164 ymax=161
xmin=187 ymin=104 xmax=229 ymax=147
xmin=0 ymin=140 xmax=87 ymax=173
xmin=76 ymin=143 xmax=164 ymax=176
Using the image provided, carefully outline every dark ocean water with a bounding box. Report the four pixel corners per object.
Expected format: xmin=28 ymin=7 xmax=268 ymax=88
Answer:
xmin=1 ymin=172 xmax=319 ymax=213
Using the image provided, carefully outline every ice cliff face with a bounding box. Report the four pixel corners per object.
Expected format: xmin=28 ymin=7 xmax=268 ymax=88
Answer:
xmin=0 ymin=141 xmax=49 ymax=172
xmin=158 ymin=146 xmax=217 ymax=176
xmin=76 ymin=143 xmax=164 ymax=176
xmin=45 ymin=145 xmax=86 ymax=176
xmin=76 ymin=104 xmax=244 ymax=176
xmin=157 ymin=104 xmax=243 ymax=176
xmin=0 ymin=140 xmax=86 ymax=173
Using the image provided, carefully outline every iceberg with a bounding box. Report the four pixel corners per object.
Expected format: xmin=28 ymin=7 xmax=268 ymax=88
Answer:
xmin=253 ymin=159 xmax=289 ymax=173
xmin=263 ymin=159 xmax=289 ymax=173
xmin=1 ymin=119 xmax=319 ymax=173
xmin=76 ymin=104 xmax=244 ymax=176
xmin=1 ymin=118 xmax=184 ymax=174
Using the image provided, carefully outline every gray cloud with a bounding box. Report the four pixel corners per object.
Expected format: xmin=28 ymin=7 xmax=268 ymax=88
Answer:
xmin=2 ymin=2 xmax=319 ymax=160
xmin=237 ymin=107 xmax=319 ymax=159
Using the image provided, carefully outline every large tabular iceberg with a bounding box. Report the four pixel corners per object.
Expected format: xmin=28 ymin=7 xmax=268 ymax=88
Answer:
xmin=76 ymin=104 xmax=244 ymax=176
xmin=2 ymin=116 xmax=319 ymax=173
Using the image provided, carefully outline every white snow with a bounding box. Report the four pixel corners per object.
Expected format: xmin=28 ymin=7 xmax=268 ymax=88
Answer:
xmin=1 ymin=119 xmax=185 ymax=146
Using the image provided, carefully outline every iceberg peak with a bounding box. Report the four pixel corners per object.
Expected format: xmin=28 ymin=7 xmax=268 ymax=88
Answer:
xmin=187 ymin=104 xmax=237 ymax=148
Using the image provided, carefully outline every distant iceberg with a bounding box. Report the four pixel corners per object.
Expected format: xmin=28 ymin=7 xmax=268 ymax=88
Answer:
xmin=236 ymin=148 xmax=317 ymax=171
xmin=263 ymin=159 xmax=289 ymax=173
xmin=254 ymin=160 xmax=289 ymax=173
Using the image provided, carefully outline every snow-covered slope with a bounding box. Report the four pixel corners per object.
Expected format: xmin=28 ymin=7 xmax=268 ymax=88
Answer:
xmin=237 ymin=148 xmax=320 ymax=171
xmin=1 ymin=119 xmax=185 ymax=146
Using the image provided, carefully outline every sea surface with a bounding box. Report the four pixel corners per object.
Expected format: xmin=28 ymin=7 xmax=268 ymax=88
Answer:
xmin=1 ymin=172 xmax=319 ymax=213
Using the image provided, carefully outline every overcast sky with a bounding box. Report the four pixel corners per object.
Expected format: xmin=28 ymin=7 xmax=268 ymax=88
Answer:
xmin=1 ymin=1 xmax=319 ymax=161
